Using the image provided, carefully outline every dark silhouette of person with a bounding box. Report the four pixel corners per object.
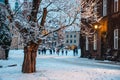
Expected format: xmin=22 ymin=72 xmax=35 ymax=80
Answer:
xmin=75 ymin=48 xmax=78 ymax=56
xmin=56 ymin=49 xmax=60 ymax=56
xmin=65 ymin=50 xmax=68 ymax=56
xmin=38 ymin=48 xmax=41 ymax=55
xmin=49 ymin=49 xmax=52 ymax=55
xmin=61 ymin=49 xmax=64 ymax=55
xmin=53 ymin=48 xmax=55 ymax=54
xmin=73 ymin=49 xmax=76 ymax=56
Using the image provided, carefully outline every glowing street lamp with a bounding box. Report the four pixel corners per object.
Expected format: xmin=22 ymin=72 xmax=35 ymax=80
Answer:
xmin=94 ymin=24 xmax=99 ymax=29
xmin=93 ymin=22 xmax=101 ymax=30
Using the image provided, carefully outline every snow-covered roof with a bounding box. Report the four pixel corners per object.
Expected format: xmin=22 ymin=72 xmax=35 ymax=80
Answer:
xmin=65 ymin=25 xmax=80 ymax=32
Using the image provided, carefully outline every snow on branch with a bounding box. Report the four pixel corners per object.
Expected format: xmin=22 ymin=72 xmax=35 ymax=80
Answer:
xmin=3 ymin=0 xmax=82 ymax=48
xmin=80 ymin=0 xmax=102 ymax=37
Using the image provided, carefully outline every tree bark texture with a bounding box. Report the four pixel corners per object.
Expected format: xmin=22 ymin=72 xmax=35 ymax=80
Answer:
xmin=22 ymin=42 xmax=40 ymax=73
xmin=40 ymin=8 xmax=47 ymax=26
xmin=80 ymin=34 xmax=85 ymax=57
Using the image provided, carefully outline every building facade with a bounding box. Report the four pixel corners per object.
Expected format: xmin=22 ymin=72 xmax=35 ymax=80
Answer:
xmin=106 ymin=0 xmax=120 ymax=61
xmin=80 ymin=0 xmax=120 ymax=61
xmin=64 ymin=26 xmax=80 ymax=49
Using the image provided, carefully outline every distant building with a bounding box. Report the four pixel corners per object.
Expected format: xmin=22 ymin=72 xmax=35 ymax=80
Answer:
xmin=64 ymin=25 xmax=80 ymax=49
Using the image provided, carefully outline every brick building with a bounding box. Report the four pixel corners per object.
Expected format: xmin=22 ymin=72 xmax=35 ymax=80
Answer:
xmin=80 ymin=0 xmax=120 ymax=61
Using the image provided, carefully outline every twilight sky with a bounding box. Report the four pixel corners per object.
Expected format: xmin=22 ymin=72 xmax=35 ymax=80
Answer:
xmin=9 ymin=0 xmax=23 ymax=10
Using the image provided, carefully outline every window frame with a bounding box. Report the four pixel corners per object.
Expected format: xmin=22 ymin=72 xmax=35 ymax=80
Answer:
xmin=66 ymin=40 xmax=69 ymax=43
xmin=70 ymin=40 xmax=72 ymax=43
xmin=114 ymin=29 xmax=118 ymax=49
xmin=93 ymin=33 xmax=97 ymax=51
xmin=85 ymin=36 xmax=89 ymax=51
xmin=74 ymin=40 xmax=76 ymax=43
xmin=114 ymin=0 xmax=119 ymax=12
xmin=103 ymin=0 xmax=107 ymax=16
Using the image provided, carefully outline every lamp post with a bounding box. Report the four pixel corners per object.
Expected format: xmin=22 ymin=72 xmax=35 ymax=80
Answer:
xmin=93 ymin=22 xmax=102 ymax=60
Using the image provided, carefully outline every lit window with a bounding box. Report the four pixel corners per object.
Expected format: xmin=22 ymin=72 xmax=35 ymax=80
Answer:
xmin=114 ymin=29 xmax=118 ymax=49
xmin=114 ymin=0 xmax=119 ymax=12
xmin=86 ymin=36 xmax=89 ymax=50
xmin=103 ymin=0 xmax=107 ymax=16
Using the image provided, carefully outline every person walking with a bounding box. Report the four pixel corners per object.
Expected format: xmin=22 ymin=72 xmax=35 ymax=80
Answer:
xmin=65 ymin=50 xmax=68 ymax=56
xmin=38 ymin=48 xmax=41 ymax=55
xmin=76 ymin=48 xmax=78 ymax=56
xmin=61 ymin=49 xmax=64 ymax=55
xmin=73 ymin=49 xmax=76 ymax=56
xmin=49 ymin=49 xmax=52 ymax=55
xmin=53 ymin=48 xmax=55 ymax=54
xmin=56 ymin=49 xmax=60 ymax=56
xmin=43 ymin=47 xmax=46 ymax=55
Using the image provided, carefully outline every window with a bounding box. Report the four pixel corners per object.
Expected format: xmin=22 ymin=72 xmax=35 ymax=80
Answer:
xmin=86 ymin=36 xmax=89 ymax=50
xmin=114 ymin=0 xmax=119 ymax=12
xmin=74 ymin=40 xmax=76 ymax=43
xmin=94 ymin=4 xmax=97 ymax=20
xmin=70 ymin=35 xmax=72 ymax=38
xmin=103 ymin=0 xmax=107 ymax=16
xmin=93 ymin=33 xmax=97 ymax=50
xmin=114 ymin=29 xmax=118 ymax=49
xmin=66 ymin=40 xmax=69 ymax=43
xmin=66 ymin=35 xmax=69 ymax=38
xmin=70 ymin=40 xmax=72 ymax=43
xmin=74 ymin=35 xmax=76 ymax=38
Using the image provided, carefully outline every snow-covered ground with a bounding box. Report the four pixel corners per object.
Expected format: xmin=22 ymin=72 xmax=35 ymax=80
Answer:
xmin=0 ymin=49 xmax=120 ymax=80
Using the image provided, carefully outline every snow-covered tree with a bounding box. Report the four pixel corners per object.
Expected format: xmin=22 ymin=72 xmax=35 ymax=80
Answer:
xmin=80 ymin=0 xmax=102 ymax=57
xmin=4 ymin=0 xmax=81 ymax=73
xmin=80 ymin=0 xmax=102 ymax=37
xmin=0 ymin=3 xmax=12 ymax=59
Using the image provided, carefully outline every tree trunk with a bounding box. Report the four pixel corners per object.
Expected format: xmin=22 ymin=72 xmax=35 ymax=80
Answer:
xmin=22 ymin=42 xmax=39 ymax=73
xmin=80 ymin=34 xmax=85 ymax=58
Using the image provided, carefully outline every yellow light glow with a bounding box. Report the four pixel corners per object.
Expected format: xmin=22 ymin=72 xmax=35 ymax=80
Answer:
xmin=94 ymin=25 xmax=98 ymax=29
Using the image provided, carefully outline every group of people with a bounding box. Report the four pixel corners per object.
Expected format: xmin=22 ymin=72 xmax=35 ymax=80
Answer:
xmin=38 ymin=48 xmax=68 ymax=56
xmin=56 ymin=49 xmax=68 ymax=56
xmin=38 ymin=47 xmax=47 ymax=55
xmin=38 ymin=47 xmax=79 ymax=56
